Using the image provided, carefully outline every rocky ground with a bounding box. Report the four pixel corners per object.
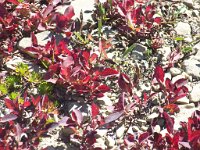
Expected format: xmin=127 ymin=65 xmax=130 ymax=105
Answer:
xmin=0 ymin=0 xmax=200 ymax=149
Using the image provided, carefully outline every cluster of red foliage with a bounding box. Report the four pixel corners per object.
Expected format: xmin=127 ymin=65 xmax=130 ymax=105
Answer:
xmin=0 ymin=0 xmax=199 ymax=150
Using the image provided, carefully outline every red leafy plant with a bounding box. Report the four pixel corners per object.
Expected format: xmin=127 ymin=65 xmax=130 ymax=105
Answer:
xmin=97 ymin=0 xmax=162 ymax=43
xmin=152 ymin=65 xmax=188 ymax=114
xmin=0 ymin=94 xmax=57 ymax=149
xmin=24 ymin=34 xmax=120 ymax=100
xmin=123 ymin=109 xmax=200 ymax=149
xmin=51 ymin=102 xmax=105 ymax=149
xmin=0 ymin=0 xmax=74 ymax=56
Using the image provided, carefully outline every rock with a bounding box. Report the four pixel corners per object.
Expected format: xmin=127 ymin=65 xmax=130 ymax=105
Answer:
xmin=189 ymin=83 xmax=200 ymax=102
xmin=18 ymin=31 xmax=64 ymax=50
xmin=67 ymin=102 xmax=90 ymax=122
xmin=131 ymin=43 xmax=147 ymax=60
xmin=175 ymin=97 xmax=189 ymax=104
xmin=94 ymin=138 xmax=107 ymax=149
xmin=170 ymin=67 xmax=182 ymax=76
xmin=97 ymin=95 xmax=113 ymax=106
xmin=105 ymin=136 xmax=115 ymax=148
xmin=174 ymin=104 xmax=199 ymax=130
xmin=182 ymin=59 xmax=200 ymax=78
xmin=171 ymin=74 xmax=187 ymax=84
xmin=192 ymin=43 xmax=200 ymax=61
xmin=116 ymin=124 xmax=125 ymax=138
xmin=137 ymin=119 xmax=146 ymax=126
xmin=5 ymin=56 xmax=25 ymax=70
xmin=56 ymin=0 xmax=95 ymax=22
xmin=5 ymin=56 xmax=45 ymax=73
xmin=164 ymin=72 xmax=172 ymax=81
xmin=174 ymin=22 xmax=191 ymax=37
xmin=182 ymin=103 xmax=195 ymax=109
xmin=132 ymin=126 xmax=140 ymax=132
xmin=157 ymin=46 xmax=171 ymax=61
xmin=141 ymin=126 xmax=148 ymax=131
xmin=147 ymin=113 xmax=159 ymax=122
xmin=183 ymin=0 xmax=194 ymax=8
xmin=153 ymin=125 xmax=161 ymax=133
xmin=96 ymin=129 xmax=108 ymax=137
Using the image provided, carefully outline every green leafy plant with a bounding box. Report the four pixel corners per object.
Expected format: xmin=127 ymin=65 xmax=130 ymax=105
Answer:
xmin=15 ymin=63 xmax=29 ymax=77
xmin=38 ymin=81 xmax=53 ymax=95
xmin=0 ymin=84 xmax=8 ymax=95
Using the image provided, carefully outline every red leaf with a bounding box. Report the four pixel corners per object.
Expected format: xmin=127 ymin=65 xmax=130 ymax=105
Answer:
xmin=118 ymin=73 xmax=133 ymax=95
xmin=8 ymin=41 xmax=14 ymax=53
xmin=99 ymin=40 xmax=108 ymax=59
xmin=100 ymin=68 xmax=119 ymax=77
xmin=7 ymin=0 xmax=19 ymax=5
xmin=163 ymin=112 xmax=174 ymax=134
xmin=104 ymin=110 xmax=124 ymax=124
xmin=97 ymin=84 xmax=110 ymax=93
xmin=139 ymin=132 xmax=149 ymax=143
xmin=163 ymin=104 xmax=180 ymax=115
xmin=62 ymin=56 xmax=74 ymax=68
xmin=0 ymin=114 xmax=17 ymax=123
xmin=64 ymin=5 xmax=75 ymax=20
xmin=4 ymin=98 xmax=17 ymax=110
xmin=23 ymin=101 xmax=31 ymax=108
xmin=154 ymin=65 xmax=164 ymax=82
xmin=71 ymin=109 xmax=83 ymax=125
xmin=31 ymin=32 xmax=38 ymax=46
xmin=91 ymin=102 xmax=99 ymax=118
xmin=154 ymin=17 xmax=161 ymax=24
xmin=31 ymin=95 xmax=41 ymax=106
xmin=42 ymin=4 xmax=54 ymax=18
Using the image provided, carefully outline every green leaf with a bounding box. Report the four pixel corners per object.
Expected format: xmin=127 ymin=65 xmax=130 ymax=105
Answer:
xmin=9 ymin=92 xmax=19 ymax=100
xmin=38 ymin=82 xmax=53 ymax=95
xmin=98 ymin=18 xmax=102 ymax=37
xmin=6 ymin=75 xmax=20 ymax=88
xmin=0 ymin=84 xmax=8 ymax=95
xmin=123 ymin=44 xmax=136 ymax=57
xmin=174 ymin=36 xmax=184 ymax=41
xmin=182 ymin=46 xmax=192 ymax=53
xmin=28 ymin=72 xmax=41 ymax=83
xmin=16 ymin=63 xmax=29 ymax=76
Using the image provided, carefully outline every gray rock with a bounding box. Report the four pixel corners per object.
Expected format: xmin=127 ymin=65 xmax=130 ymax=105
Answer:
xmin=5 ymin=56 xmax=24 ymax=70
xmin=170 ymin=67 xmax=182 ymax=76
xmin=18 ymin=31 xmax=64 ymax=50
xmin=141 ymin=126 xmax=148 ymax=131
xmin=67 ymin=102 xmax=90 ymax=121
xmin=96 ymin=129 xmax=108 ymax=137
xmin=182 ymin=103 xmax=195 ymax=109
xmin=56 ymin=0 xmax=95 ymax=22
xmin=183 ymin=0 xmax=194 ymax=8
xmin=189 ymin=83 xmax=200 ymax=102
xmin=94 ymin=138 xmax=107 ymax=149
xmin=175 ymin=97 xmax=189 ymax=104
xmin=192 ymin=43 xmax=200 ymax=61
xmin=164 ymin=72 xmax=172 ymax=81
xmin=97 ymin=95 xmax=113 ymax=106
xmin=147 ymin=113 xmax=158 ymax=122
xmin=5 ymin=56 xmax=45 ymax=73
xmin=182 ymin=59 xmax=200 ymax=78
xmin=131 ymin=43 xmax=147 ymax=60
xmin=157 ymin=46 xmax=171 ymax=61
xmin=153 ymin=125 xmax=161 ymax=133
xmin=174 ymin=22 xmax=191 ymax=37
xmin=116 ymin=124 xmax=125 ymax=138
xmin=172 ymin=74 xmax=187 ymax=84
xmin=105 ymin=136 xmax=115 ymax=148
xmin=132 ymin=126 xmax=140 ymax=132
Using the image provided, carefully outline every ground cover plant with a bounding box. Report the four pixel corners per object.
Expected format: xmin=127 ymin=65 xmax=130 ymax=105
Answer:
xmin=0 ymin=0 xmax=200 ymax=149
